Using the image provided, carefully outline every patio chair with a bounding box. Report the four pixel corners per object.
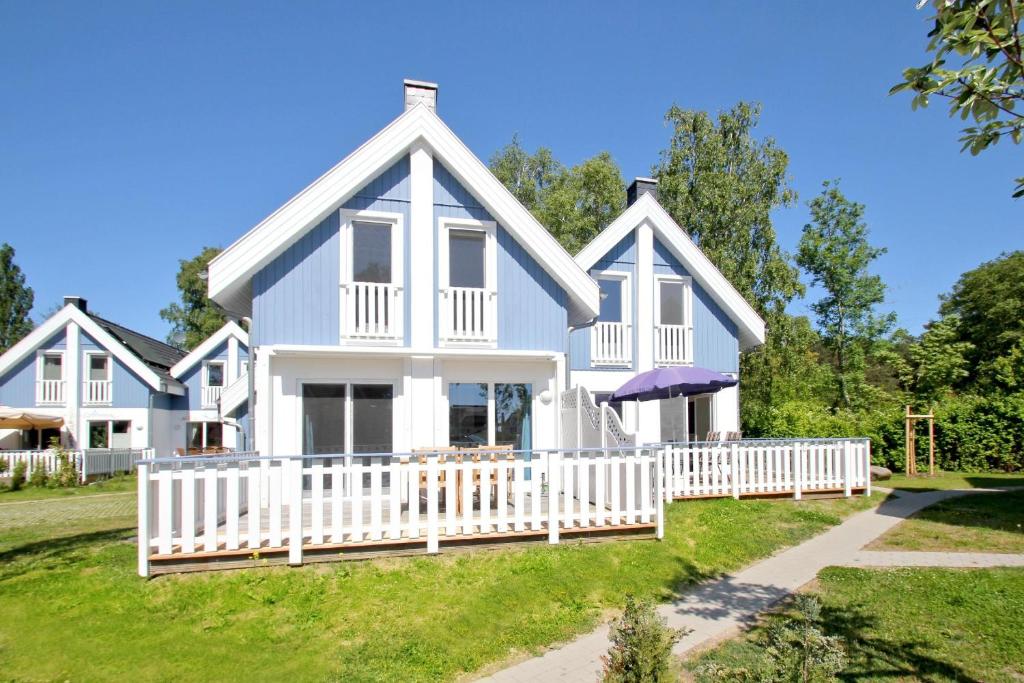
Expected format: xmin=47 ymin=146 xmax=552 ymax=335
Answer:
xmin=412 ymin=447 xmax=459 ymax=512
xmin=464 ymin=445 xmax=515 ymax=506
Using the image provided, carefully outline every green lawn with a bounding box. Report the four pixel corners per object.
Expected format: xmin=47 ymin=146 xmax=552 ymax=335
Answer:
xmin=0 ymin=473 xmax=136 ymax=502
xmin=880 ymin=471 xmax=1024 ymax=491
xmin=871 ymin=489 xmax=1024 ymax=553
xmin=688 ymin=566 xmax=1024 ymax=682
xmin=0 ymin=492 xmax=882 ymax=682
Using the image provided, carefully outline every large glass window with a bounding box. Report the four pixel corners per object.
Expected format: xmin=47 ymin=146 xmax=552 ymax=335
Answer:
xmin=352 ymin=384 xmax=393 ymax=453
xmin=659 ymin=281 xmax=685 ymax=325
xmin=598 ymin=279 xmax=624 ymax=323
xmin=186 ymin=421 xmax=223 ymax=452
xmin=449 ymin=230 xmax=486 ymax=288
xmin=352 ymin=221 xmax=392 ymax=283
xmin=302 ymin=384 xmax=346 ymax=455
xmin=42 ymin=354 xmax=63 ymax=380
xmin=88 ymin=354 xmax=109 ymax=381
xmin=449 ymin=382 xmax=488 ymax=447
xmin=495 ymin=383 xmax=532 ymax=450
xmin=89 ymin=421 xmax=109 ymax=448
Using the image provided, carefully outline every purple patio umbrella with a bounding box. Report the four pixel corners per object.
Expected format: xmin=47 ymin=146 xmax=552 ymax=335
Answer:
xmin=610 ymin=366 xmax=738 ymax=402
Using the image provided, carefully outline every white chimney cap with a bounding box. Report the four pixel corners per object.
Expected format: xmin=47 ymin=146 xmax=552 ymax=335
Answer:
xmin=404 ymin=79 xmax=438 ymax=113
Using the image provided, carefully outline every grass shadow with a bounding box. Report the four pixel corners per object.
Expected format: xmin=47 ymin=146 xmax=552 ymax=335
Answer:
xmin=900 ymin=489 xmax=1024 ymax=536
xmin=0 ymin=526 xmax=134 ymax=582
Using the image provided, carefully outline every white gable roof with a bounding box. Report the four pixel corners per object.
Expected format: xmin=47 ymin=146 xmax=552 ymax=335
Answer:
xmin=0 ymin=305 xmax=186 ymax=394
xmin=208 ymin=104 xmax=600 ymax=326
xmin=169 ymin=321 xmax=248 ymax=379
xmin=575 ymin=193 xmax=766 ymax=350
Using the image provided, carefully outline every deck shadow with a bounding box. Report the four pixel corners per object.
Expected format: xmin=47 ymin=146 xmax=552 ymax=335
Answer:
xmin=0 ymin=526 xmax=134 ymax=582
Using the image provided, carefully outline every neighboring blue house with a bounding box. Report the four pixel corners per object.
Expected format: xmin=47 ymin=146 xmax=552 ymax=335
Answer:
xmin=572 ymin=180 xmax=765 ymax=444
xmin=0 ymin=301 xmax=251 ymax=454
xmin=205 ymin=80 xmax=765 ymax=456
xmin=0 ymin=297 xmax=186 ymax=452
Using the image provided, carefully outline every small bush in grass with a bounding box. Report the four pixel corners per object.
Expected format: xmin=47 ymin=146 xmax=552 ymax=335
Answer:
xmin=47 ymin=438 xmax=79 ymax=488
xmin=10 ymin=460 xmax=27 ymax=491
xmin=696 ymin=594 xmax=846 ymax=683
xmin=601 ymin=596 xmax=686 ymax=682
xmin=0 ymin=456 xmax=8 ymax=475
xmin=28 ymin=461 xmax=48 ymax=488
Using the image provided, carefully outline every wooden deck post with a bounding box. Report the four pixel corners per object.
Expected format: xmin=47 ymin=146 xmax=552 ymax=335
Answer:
xmin=137 ymin=460 xmax=150 ymax=578
xmin=426 ymin=456 xmax=439 ymax=553
xmin=663 ymin=445 xmax=673 ymax=503
xmin=793 ymin=442 xmax=802 ymax=500
xmin=547 ymin=450 xmax=560 ymax=545
xmin=655 ymin=448 xmax=664 ymax=540
xmin=730 ymin=443 xmax=740 ymax=499
xmin=288 ymin=457 xmax=303 ymax=566
xmin=843 ymin=440 xmax=852 ymax=498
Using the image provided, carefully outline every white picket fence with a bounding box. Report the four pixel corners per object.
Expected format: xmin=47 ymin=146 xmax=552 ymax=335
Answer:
xmin=137 ymin=447 xmax=663 ymax=577
xmin=661 ymin=438 xmax=871 ymax=500
xmin=0 ymin=448 xmax=153 ymax=483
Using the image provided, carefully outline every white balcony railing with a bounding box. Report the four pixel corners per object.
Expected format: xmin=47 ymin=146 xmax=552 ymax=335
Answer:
xmin=342 ymin=282 xmax=404 ymax=341
xmin=83 ymin=380 xmax=112 ymax=405
xmin=591 ymin=321 xmax=632 ymax=366
xmin=202 ymin=385 xmax=223 ymax=408
xmin=655 ymin=324 xmax=692 ymax=366
xmin=440 ymin=287 xmax=496 ymax=344
xmin=36 ymin=379 xmax=66 ymax=405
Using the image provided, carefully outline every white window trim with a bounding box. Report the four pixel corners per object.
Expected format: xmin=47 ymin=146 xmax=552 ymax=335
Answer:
xmin=83 ymin=351 xmax=111 ymax=382
xmin=437 ymin=216 xmax=498 ymax=348
xmin=37 ymin=350 xmax=65 ymax=381
xmin=88 ymin=419 xmax=132 ymax=449
xmin=654 ymin=274 xmax=694 ymax=366
xmin=593 ymin=269 xmax=632 ymax=324
xmin=338 ymin=208 xmax=405 ymax=346
xmin=203 ymin=360 xmax=227 ymax=388
xmin=185 ymin=420 xmax=223 ymax=451
xmin=444 ymin=381 xmax=534 ymax=448
xmin=297 ymin=379 xmax=398 ymax=455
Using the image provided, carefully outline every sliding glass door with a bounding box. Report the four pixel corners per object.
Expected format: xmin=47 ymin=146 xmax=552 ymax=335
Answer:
xmin=449 ymin=382 xmax=532 ymax=450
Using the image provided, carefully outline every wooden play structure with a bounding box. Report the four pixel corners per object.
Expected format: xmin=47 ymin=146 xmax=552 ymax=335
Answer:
xmin=904 ymin=405 xmax=935 ymax=477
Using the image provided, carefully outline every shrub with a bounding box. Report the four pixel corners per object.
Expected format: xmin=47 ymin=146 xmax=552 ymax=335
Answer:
xmin=28 ymin=461 xmax=48 ymax=488
xmin=0 ymin=456 xmax=8 ymax=475
xmin=10 ymin=460 xmax=27 ymax=491
xmin=48 ymin=440 xmax=79 ymax=488
xmin=602 ymin=596 xmax=686 ymax=683
xmin=931 ymin=392 xmax=1024 ymax=472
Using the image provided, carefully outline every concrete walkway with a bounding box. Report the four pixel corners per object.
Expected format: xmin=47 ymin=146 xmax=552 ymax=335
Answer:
xmin=481 ymin=487 xmax=1002 ymax=682
xmin=0 ymin=491 xmax=135 ymax=530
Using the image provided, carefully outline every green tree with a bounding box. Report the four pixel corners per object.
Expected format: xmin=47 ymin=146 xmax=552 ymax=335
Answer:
xmin=938 ymin=250 xmax=1024 ymax=387
xmin=797 ymin=181 xmax=895 ymax=408
xmin=490 ymin=137 xmax=625 ymax=253
xmin=891 ymin=0 xmax=1024 ymax=197
xmin=0 ymin=242 xmax=34 ymax=353
xmin=908 ymin=317 xmax=974 ymax=400
xmin=160 ymin=246 xmax=226 ymax=350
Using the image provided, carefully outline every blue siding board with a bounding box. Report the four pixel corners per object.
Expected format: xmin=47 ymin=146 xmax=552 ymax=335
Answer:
xmin=252 ymin=156 xmax=411 ymax=347
xmin=0 ymin=354 xmax=37 ymax=406
xmin=433 ymin=162 xmax=568 ymax=351
xmin=111 ymin=356 xmax=153 ymax=408
xmin=178 ymin=364 xmax=205 ymax=411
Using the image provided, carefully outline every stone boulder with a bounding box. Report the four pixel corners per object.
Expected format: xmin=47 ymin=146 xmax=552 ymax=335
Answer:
xmin=870 ymin=465 xmax=892 ymax=481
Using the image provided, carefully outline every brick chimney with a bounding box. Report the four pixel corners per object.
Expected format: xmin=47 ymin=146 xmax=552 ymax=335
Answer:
xmin=627 ymin=177 xmax=658 ymax=206
xmin=404 ymin=79 xmax=438 ymax=113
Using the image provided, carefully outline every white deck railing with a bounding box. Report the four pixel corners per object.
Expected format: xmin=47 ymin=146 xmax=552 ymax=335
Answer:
xmin=655 ymin=324 xmax=692 ymax=366
xmin=0 ymin=448 xmax=152 ymax=484
xmin=83 ymin=379 xmax=112 ymax=405
xmin=440 ymin=287 xmax=496 ymax=343
xmin=35 ymin=379 xmax=65 ymax=405
xmin=661 ymin=438 xmax=871 ymax=501
xmin=591 ymin=322 xmax=632 ymax=366
xmin=136 ymin=447 xmax=663 ymax=577
xmin=342 ymin=281 xmax=404 ymax=341
xmin=201 ymin=385 xmax=223 ymax=408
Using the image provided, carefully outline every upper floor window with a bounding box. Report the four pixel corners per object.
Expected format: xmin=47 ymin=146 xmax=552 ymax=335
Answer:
xmin=83 ymin=352 xmax=112 ymax=405
xmin=340 ymin=209 xmax=404 ymax=343
xmin=655 ymin=275 xmax=693 ymax=366
xmin=201 ymin=360 xmax=225 ymax=409
xmin=438 ymin=218 xmax=497 ymax=346
xmin=205 ymin=361 xmax=225 ymax=387
xmin=591 ymin=272 xmax=632 ymax=367
xmin=36 ymin=351 xmax=65 ymax=405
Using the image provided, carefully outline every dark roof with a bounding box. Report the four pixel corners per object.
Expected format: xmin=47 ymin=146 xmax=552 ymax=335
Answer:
xmin=87 ymin=314 xmax=186 ymax=386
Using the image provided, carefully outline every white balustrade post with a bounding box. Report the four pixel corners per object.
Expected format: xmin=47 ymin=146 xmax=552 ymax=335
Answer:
xmin=730 ymin=443 xmax=740 ymax=499
xmin=426 ymin=456 xmax=439 ymax=553
xmin=843 ymin=440 xmax=852 ymax=497
xmin=137 ymin=460 xmax=150 ymax=578
xmin=793 ymin=442 xmax=803 ymax=500
xmin=288 ymin=457 xmax=303 ymax=566
xmin=655 ymin=448 xmax=664 ymax=540
xmin=600 ymin=402 xmax=608 ymax=449
xmin=663 ymin=446 xmax=672 ymax=503
xmin=547 ymin=450 xmax=560 ymax=544
xmin=865 ymin=440 xmax=873 ymax=497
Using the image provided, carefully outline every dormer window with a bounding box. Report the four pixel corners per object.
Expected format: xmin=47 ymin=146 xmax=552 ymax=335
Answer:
xmin=36 ymin=351 xmax=65 ymax=405
xmin=83 ymin=352 xmax=112 ymax=405
xmin=340 ymin=209 xmax=404 ymax=343
xmin=438 ymin=218 xmax=497 ymax=345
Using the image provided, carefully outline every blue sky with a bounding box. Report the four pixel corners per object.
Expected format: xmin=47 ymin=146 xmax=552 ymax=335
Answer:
xmin=1 ymin=1 xmax=1020 ymax=340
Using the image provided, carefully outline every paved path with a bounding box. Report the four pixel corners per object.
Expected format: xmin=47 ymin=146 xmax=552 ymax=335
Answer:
xmin=0 ymin=492 xmax=135 ymax=530
xmin=482 ymin=488 xmax=1000 ymax=682
xmin=844 ymin=550 xmax=1024 ymax=568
